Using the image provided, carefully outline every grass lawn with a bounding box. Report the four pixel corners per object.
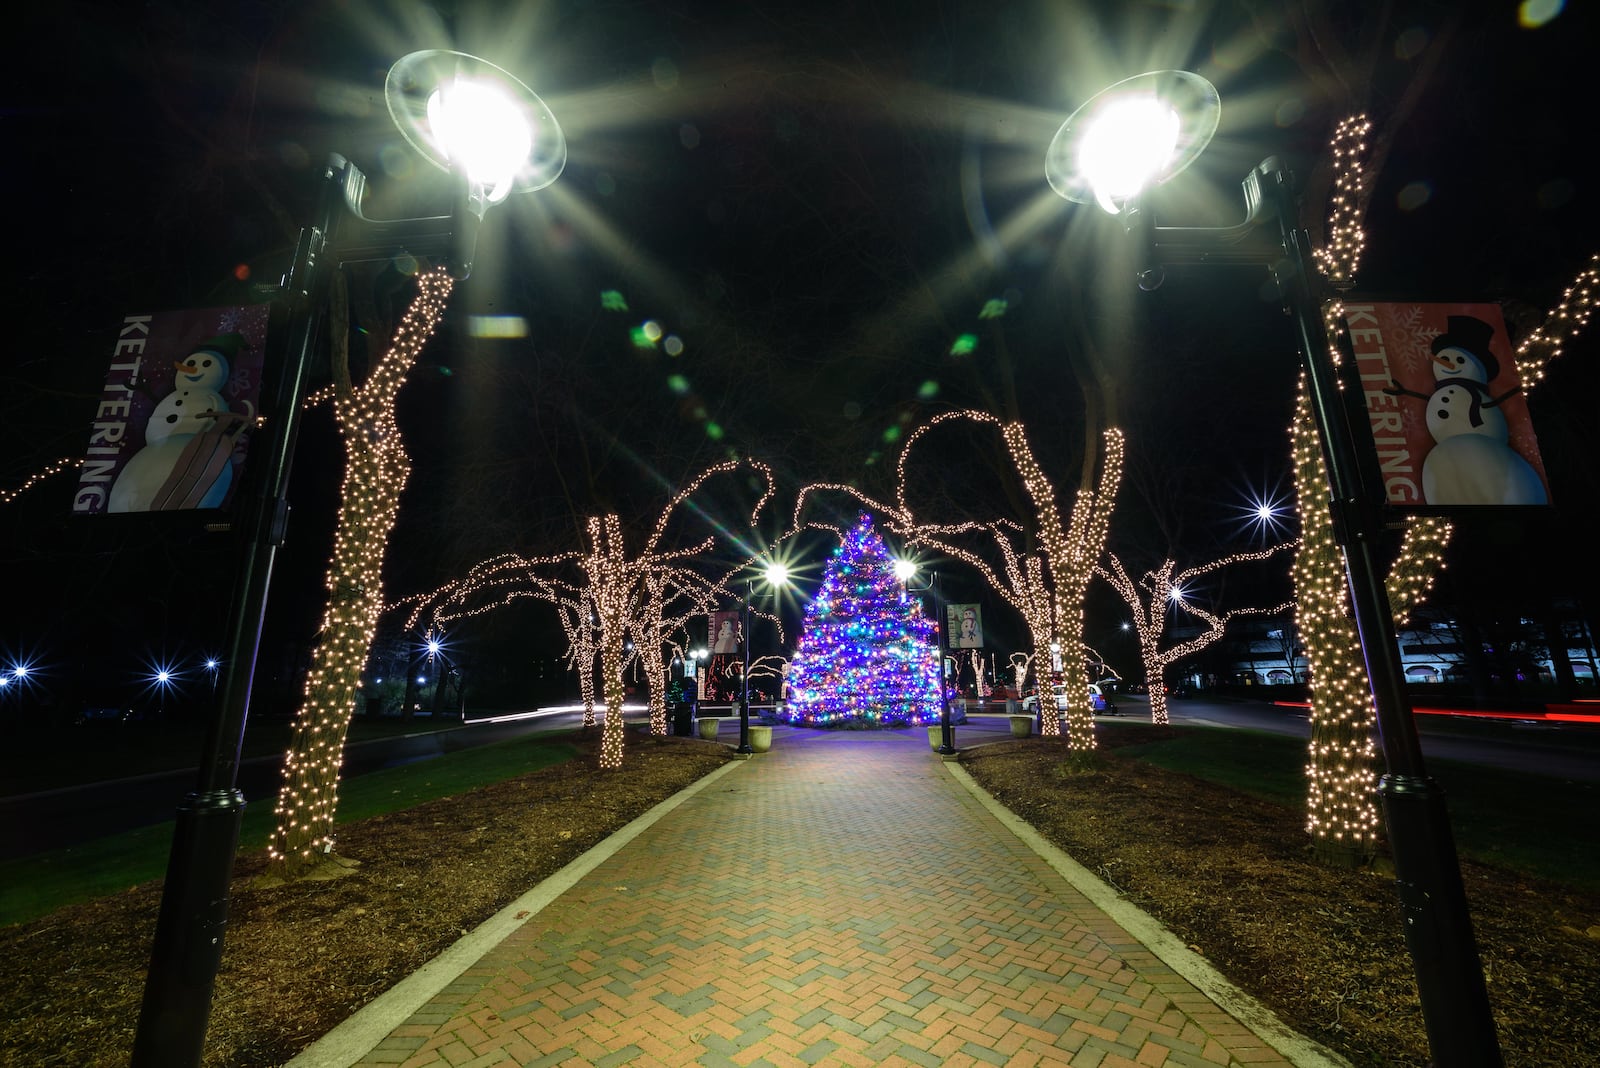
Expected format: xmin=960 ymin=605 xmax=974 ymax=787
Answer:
xmin=6 ymin=717 xmax=1596 ymax=926
xmin=0 ymin=727 xmax=578 ymax=926
xmin=1110 ymin=723 xmax=1600 ymax=890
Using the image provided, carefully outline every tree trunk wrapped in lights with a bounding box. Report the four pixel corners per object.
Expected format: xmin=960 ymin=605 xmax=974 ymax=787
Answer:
xmin=555 ymin=597 xmax=601 ymax=729
xmin=584 ymin=515 xmax=636 ymax=770
xmin=1100 ymin=545 xmax=1295 ymax=726
xmin=1295 ymin=106 xmax=1596 ymax=865
xmin=267 ymin=265 xmax=454 ymax=879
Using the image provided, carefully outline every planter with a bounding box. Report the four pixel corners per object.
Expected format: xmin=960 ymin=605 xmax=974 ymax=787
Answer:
xmin=697 ymin=718 xmax=721 ymax=741
xmin=927 ymin=725 xmax=950 ymax=751
xmin=1009 ymin=715 xmax=1032 ymax=738
xmin=749 ymin=725 xmax=772 ymax=753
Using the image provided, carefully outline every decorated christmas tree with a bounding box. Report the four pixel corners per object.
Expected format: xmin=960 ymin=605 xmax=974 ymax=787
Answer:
xmin=785 ymin=513 xmax=943 ymax=726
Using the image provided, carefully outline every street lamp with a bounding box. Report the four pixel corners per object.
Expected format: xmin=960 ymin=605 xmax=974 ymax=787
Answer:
xmin=739 ymin=561 xmax=790 ymax=754
xmin=1047 ymin=71 xmax=1500 ymax=1064
xmin=132 ymin=51 xmax=563 ymax=1068
xmin=895 ymin=558 xmax=954 ymax=754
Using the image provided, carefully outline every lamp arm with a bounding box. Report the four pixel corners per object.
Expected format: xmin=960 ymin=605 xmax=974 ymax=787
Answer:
xmin=1137 ymin=157 xmax=1288 ymax=271
xmin=326 ymin=154 xmax=477 ymax=278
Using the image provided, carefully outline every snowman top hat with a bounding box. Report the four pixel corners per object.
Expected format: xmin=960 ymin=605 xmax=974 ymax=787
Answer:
xmin=1430 ymin=315 xmax=1500 ymax=382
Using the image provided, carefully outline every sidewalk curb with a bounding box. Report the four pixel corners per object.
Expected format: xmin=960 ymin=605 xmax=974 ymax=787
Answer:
xmin=282 ymin=757 xmax=748 ymax=1068
xmin=943 ymin=761 xmax=1354 ymax=1068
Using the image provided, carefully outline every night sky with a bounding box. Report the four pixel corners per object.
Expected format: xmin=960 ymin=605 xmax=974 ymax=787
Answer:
xmin=3 ymin=1 xmax=1596 ymax=718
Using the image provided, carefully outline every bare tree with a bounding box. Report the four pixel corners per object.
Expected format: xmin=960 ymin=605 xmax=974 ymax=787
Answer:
xmin=266 ymin=266 xmax=455 ymax=881
xmin=1099 ymin=544 xmax=1296 ymax=725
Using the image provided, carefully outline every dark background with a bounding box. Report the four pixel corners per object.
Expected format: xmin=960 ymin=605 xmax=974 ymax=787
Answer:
xmin=2 ymin=1 xmax=1595 ymax=727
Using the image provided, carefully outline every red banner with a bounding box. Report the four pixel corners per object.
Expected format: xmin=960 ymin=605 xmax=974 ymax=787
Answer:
xmin=75 ymin=304 xmax=270 ymax=515
xmin=1344 ymin=301 xmax=1548 ymax=508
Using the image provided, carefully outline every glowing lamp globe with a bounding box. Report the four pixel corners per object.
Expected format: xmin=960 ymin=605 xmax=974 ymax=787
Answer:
xmin=1046 ymin=70 xmax=1220 ymax=215
xmin=386 ymin=50 xmax=566 ymax=202
xmin=764 ymin=562 xmax=791 ymax=587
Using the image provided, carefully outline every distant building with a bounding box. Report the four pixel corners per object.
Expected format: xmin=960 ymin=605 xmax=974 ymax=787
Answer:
xmin=1169 ymin=600 xmax=1598 ymax=696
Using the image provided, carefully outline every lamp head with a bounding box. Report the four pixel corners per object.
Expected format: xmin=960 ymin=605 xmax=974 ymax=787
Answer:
xmin=386 ymin=50 xmax=566 ymax=204
xmin=1046 ymin=70 xmax=1219 ymax=215
xmin=763 ymin=562 xmax=791 ymax=588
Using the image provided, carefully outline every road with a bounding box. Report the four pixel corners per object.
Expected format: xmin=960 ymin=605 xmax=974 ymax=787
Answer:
xmin=4 ymin=697 xmax=1596 ymax=861
xmin=1106 ymin=694 xmax=1600 ymax=782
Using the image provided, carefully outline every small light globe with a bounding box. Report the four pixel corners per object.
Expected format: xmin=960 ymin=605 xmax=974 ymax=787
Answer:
xmin=892 ymin=559 xmax=918 ymax=582
xmin=764 ymin=562 xmax=791 ymax=587
xmin=1046 ymin=70 xmax=1220 ymax=215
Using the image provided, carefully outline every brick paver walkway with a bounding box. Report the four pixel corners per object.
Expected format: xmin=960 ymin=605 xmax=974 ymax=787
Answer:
xmin=346 ymin=729 xmax=1299 ymax=1067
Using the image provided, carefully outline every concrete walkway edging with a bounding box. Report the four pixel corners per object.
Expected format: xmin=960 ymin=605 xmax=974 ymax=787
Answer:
xmin=283 ymin=756 xmax=749 ymax=1068
xmin=943 ymin=760 xmax=1355 ymax=1068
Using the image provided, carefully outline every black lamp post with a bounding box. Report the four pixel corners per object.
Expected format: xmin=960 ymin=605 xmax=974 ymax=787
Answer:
xmin=130 ymin=51 xmax=564 ymax=1068
xmin=739 ymin=562 xmax=790 ymax=754
xmin=1046 ymin=71 xmax=1500 ymax=1064
xmin=896 ymin=559 xmax=954 ymax=753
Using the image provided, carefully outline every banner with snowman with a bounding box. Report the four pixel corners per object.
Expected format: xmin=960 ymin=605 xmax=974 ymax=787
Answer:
xmin=1342 ymin=301 xmax=1549 ymax=509
xmin=73 ymin=304 xmax=270 ymax=515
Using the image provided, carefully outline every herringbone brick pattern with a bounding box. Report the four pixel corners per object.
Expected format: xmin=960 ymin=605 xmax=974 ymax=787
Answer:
xmin=351 ymin=729 xmax=1293 ymax=1067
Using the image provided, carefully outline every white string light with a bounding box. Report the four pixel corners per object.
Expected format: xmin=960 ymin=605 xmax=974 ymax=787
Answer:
xmin=1099 ymin=543 xmax=1296 ymax=726
xmin=270 ymin=265 xmax=455 ymax=872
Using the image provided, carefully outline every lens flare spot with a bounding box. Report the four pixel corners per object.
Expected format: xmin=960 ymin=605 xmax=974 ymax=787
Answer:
xmin=1395 ymin=26 xmax=1430 ymax=59
xmin=1396 ymin=181 xmax=1432 ymax=212
xmin=664 ymin=334 xmax=685 ymax=356
xmin=652 ymin=57 xmax=680 ymax=90
xmin=642 ymin=320 xmax=664 ymax=342
xmin=667 ymin=374 xmax=690 ymax=394
xmin=949 ymin=334 xmax=977 ymax=356
xmin=630 ymin=326 xmax=657 ymax=348
xmin=1274 ymin=97 xmax=1306 ymax=128
xmin=467 ymin=315 xmax=528 ymax=338
xmin=233 ymin=263 xmax=251 ymax=281
xmin=277 ymin=140 xmax=311 ymax=169
xmin=917 ymin=380 xmax=940 ymax=400
xmin=842 ymin=401 xmax=863 ymax=420
xmin=601 ymin=290 xmax=629 ymax=311
xmin=882 ymin=426 xmax=902 ymax=443
xmin=979 ymin=298 xmax=1008 ymax=319
xmin=378 ymin=142 xmax=414 ymax=179
xmin=679 ymin=123 xmax=701 ymax=149
xmin=1519 ymin=0 xmax=1565 ymax=28
xmin=1536 ymin=178 xmax=1575 ymax=210
xmin=595 ymin=173 xmax=617 ymax=197
xmin=705 ymin=422 xmax=724 ymax=440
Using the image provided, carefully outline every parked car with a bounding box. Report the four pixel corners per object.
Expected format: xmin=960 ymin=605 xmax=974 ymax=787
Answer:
xmin=1021 ymin=683 xmax=1106 ymax=714
xmin=75 ymin=706 xmax=141 ymax=725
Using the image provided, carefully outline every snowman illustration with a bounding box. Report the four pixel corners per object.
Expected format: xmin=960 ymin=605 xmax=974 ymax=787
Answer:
xmin=1385 ymin=315 xmax=1546 ymax=506
xmin=109 ymin=333 xmax=253 ymax=512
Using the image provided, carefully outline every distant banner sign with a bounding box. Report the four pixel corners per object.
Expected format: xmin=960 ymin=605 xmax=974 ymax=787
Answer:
xmin=948 ymin=603 xmax=983 ymax=649
xmin=75 ymin=305 xmax=269 ymax=515
xmin=1343 ymin=301 xmax=1549 ymax=508
xmin=704 ymin=609 xmax=743 ymax=701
